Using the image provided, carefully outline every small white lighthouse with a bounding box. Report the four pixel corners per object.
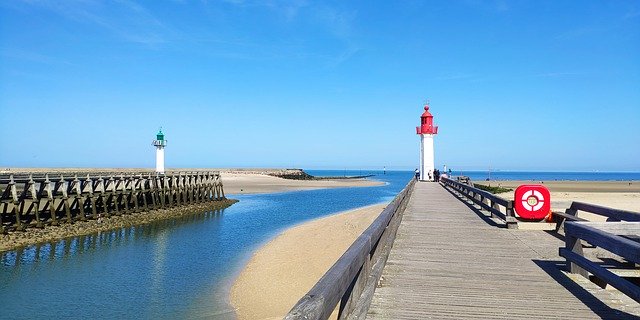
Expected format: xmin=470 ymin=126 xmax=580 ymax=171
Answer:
xmin=152 ymin=128 xmax=167 ymax=174
xmin=416 ymin=103 xmax=438 ymax=181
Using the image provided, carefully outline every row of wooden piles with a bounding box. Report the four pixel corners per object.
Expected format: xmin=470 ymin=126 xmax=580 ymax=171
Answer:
xmin=0 ymin=171 xmax=226 ymax=233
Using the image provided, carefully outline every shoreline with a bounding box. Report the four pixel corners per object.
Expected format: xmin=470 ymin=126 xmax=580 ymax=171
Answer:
xmin=230 ymin=203 xmax=386 ymax=320
xmin=0 ymin=199 xmax=237 ymax=253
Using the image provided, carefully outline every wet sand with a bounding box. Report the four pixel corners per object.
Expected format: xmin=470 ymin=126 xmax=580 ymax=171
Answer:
xmin=230 ymin=204 xmax=386 ymax=320
xmin=222 ymin=173 xmax=383 ymax=194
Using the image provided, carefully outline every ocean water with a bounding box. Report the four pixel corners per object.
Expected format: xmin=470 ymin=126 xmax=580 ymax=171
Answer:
xmin=0 ymin=170 xmax=412 ymax=320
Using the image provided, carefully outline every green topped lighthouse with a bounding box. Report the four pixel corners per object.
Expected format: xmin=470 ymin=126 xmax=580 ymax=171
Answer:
xmin=152 ymin=128 xmax=167 ymax=174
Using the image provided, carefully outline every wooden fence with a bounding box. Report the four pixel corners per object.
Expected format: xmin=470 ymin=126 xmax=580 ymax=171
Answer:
xmin=0 ymin=171 xmax=225 ymax=233
xmin=558 ymin=202 xmax=640 ymax=303
xmin=284 ymin=179 xmax=415 ymax=320
xmin=440 ymin=177 xmax=517 ymax=228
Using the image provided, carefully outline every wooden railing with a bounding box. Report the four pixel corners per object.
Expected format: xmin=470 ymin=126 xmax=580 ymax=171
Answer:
xmin=0 ymin=171 xmax=226 ymax=233
xmin=556 ymin=202 xmax=640 ymax=302
xmin=555 ymin=201 xmax=640 ymax=231
xmin=284 ymin=179 xmax=415 ymax=320
xmin=440 ymin=177 xmax=517 ymax=228
xmin=560 ymin=220 xmax=640 ymax=302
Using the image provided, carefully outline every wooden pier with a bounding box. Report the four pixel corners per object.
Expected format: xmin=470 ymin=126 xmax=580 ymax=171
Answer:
xmin=366 ymin=182 xmax=638 ymax=319
xmin=0 ymin=171 xmax=226 ymax=233
xmin=286 ymin=179 xmax=639 ymax=320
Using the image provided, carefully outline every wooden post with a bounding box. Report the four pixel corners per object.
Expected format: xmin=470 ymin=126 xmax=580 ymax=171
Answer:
xmin=74 ymin=175 xmax=86 ymax=221
xmin=490 ymin=199 xmax=497 ymax=219
xmin=149 ymin=173 xmax=158 ymax=210
xmin=505 ymin=200 xmax=517 ymax=229
xmin=45 ymin=174 xmax=58 ymax=226
xmin=9 ymin=175 xmax=24 ymax=231
xmin=61 ymin=175 xmax=73 ymax=223
xmin=87 ymin=175 xmax=98 ymax=220
xmin=565 ymin=233 xmax=589 ymax=278
xmin=139 ymin=174 xmax=148 ymax=211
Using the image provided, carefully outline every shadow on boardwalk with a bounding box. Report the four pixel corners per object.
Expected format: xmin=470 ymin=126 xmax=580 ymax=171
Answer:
xmin=534 ymin=260 xmax=639 ymax=320
xmin=441 ymin=183 xmax=503 ymax=228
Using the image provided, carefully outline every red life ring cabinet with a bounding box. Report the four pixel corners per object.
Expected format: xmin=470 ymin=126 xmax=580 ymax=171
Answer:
xmin=514 ymin=185 xmax=551 ymax=220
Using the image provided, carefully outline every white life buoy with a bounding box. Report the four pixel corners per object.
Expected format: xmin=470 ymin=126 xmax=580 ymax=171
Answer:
xmin=521 ymin=190 xmax=544 ymax=212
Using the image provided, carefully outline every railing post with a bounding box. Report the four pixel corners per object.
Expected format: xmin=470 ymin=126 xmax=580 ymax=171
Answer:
xmin=565 ymin=231 xmax=589 ymax=278
xmin=505 ymin=200 xmax=517 ymax=229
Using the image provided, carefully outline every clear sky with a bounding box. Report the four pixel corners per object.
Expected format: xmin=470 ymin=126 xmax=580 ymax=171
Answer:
xmin=1 ymin=1 xmax=639 ymax=171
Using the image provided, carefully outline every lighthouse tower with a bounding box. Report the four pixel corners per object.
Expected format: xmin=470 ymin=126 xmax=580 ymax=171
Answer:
xmin=416 ymin=103 xmax=438 ymax=181
xmin=152 ymin=128 xmax=167 ymax=174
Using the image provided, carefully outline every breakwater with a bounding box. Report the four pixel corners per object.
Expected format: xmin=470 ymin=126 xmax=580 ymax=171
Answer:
xmin=0 ymin=171 xmax=228 ymax=234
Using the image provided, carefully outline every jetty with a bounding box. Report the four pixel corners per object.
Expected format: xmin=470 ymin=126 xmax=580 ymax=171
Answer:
xmin=0 ymin=171 xmax=227 ymax=233
xmin=285 ymin=179 xmax=640 ymax=319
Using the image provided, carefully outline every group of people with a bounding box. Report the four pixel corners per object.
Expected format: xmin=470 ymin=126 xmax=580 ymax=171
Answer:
xmin=414 ymin=168 xmax=452 ymax=182
xmin=428 ymin=169 xmax=442 ymax=182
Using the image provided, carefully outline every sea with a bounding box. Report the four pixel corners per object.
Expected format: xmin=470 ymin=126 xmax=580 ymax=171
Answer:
xmin=0 ymin=169 xmax=637 ymax=320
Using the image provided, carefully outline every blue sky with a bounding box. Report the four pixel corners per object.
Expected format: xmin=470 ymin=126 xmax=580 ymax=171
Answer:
xmin=1 ymin=1 xmax=639 ymax=171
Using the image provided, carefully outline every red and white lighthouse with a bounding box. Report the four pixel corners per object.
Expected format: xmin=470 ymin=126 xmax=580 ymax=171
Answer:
xmin=416 ymin=103 xmax=438 ymax=181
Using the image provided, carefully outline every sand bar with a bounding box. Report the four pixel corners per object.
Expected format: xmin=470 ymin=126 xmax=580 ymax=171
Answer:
xmin=230 ymin=204 xmax=386 ymax=320
xmin=222 ymin=173 xmax=383 ymax=194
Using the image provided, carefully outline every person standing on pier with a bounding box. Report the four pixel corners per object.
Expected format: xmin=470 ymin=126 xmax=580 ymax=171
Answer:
xmin=414 ymin=168 xmax=419 ymax=180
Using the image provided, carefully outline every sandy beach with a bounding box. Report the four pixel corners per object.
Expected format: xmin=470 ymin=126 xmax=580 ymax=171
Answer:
xmin=222 ymin=173 xmax=383 ymax=194
xmin=230 ymin=204 xmax=386 ymax=320
xmin=489 ymin=180 xmax=640 ymax=212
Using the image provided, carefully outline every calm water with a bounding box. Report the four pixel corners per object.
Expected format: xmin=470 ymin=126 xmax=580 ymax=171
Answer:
xmin=0 ymin=170 xmax=412 ymax=320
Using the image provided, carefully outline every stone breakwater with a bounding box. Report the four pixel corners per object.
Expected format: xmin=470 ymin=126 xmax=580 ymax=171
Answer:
xmin=0 ymin=199 xmax=237 ymax=252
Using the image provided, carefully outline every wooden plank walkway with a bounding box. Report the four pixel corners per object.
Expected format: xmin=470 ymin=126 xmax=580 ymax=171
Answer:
xmin=366 ymin=182 xmax=639 ymax=319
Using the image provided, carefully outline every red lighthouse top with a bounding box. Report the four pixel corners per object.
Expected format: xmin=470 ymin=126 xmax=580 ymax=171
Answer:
xmin=416 ymin=103 xmax=438 ymax=135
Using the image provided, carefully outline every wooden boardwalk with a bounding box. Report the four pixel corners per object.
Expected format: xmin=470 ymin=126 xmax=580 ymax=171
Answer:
xmin=366 ymin=182 xmax=639 ymax=319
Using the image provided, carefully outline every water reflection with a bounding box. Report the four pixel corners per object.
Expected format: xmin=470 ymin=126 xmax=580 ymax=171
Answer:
xmin=1 ymin=209 xmax=226 ymax=268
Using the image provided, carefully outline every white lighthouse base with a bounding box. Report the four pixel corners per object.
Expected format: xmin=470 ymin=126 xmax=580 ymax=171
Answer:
xmin=420 ymin=134 xmax=434 ymax=181
xmin=156 ymin=147 xmax=165 ymax=174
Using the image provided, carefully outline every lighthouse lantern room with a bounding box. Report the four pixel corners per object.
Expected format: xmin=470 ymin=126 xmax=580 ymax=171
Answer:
xmin=152 ymin=128 xmax=167 ymax=174
xmin=416 ymin=103 xmax=438 ymax=181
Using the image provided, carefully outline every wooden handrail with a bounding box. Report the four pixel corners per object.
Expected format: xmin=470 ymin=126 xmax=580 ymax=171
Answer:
xmin=560 ymin=221 xmax=640 ymax=302
xmin=555 ymin=201 xmax=640 ymax=231
xmin=440 ymin=177 xmax=517 ymax=228
xmin=285 ymin=178 xmax=415 ymax=320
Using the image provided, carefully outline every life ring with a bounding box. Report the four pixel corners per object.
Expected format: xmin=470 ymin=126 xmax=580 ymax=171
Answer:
xmin=514 ymin=185 xmax=551 ymax=220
